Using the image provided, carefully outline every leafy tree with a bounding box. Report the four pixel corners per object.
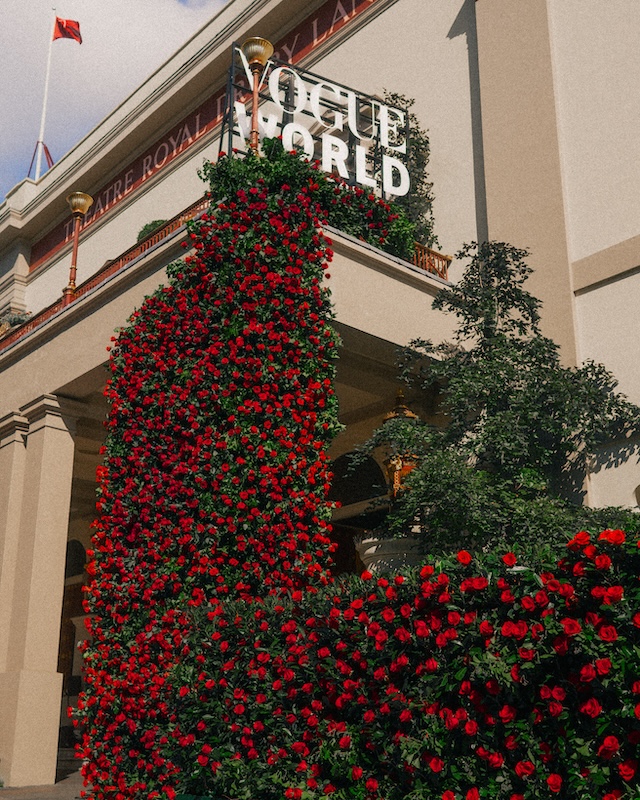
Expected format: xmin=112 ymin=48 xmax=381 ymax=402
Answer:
xmin=361 ymin=240 xmax=640 ymax=555
xmin=383 ymin=91 xmax=437 ymax=248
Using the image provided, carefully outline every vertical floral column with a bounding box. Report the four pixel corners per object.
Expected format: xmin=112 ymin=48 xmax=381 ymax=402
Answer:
xmin=76 ymin=148 xmax=345 ymax=799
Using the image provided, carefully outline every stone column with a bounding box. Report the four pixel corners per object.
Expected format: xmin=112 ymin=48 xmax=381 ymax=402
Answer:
xmin=0 ymin=412 xmax=29 ymax=673
xmin=0 ymin=395 xmax=76 ymax=787
xmin=474 ymin=0 xmax=577 ymax=365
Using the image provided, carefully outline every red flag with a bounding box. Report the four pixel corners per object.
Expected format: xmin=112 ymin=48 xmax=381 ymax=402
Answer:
xmin=52 ymin=17 xmax=82 ymax=44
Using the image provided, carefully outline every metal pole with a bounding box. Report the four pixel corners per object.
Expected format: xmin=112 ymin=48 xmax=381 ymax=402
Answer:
xmin=249 ymin=64 xmax=261 ymax=152
xmin=35 ymin=10 xmax=56 ymax=180
xmin=62 ymin=214 xmax=81 ymax=305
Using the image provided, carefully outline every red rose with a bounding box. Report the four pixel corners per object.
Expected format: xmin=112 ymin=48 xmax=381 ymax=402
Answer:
xmin=548 ymin=701 xmax=563 ymax=717
xmin=604 ymin=585 xmax=624 ymax=604
xmin=479 ymin=620 xmax=494 ymax=636
xmin=598 ymin=529 xmax=625 ymax=545
xmin=499 ymin=704 xmax=516 ymax=723
xmin=561 ymin=618 xmax=582 ymax=636
xmin=515 ymin=761 xmax=535 ymax=778
xmin=457 ymin=550 xmax=472 ymax=565
xmin=429 ymin=756 xmax=444 ymax=773
xmin=568 ymin=531 xmax=590 ymax=549
xmin=579 ymin=663 xmax=596 ymax=682
xmin=502 ymin=552 xmax=517 ymax=566
xmin=466 ymin=790 xmax=479 ymax=800
xmin=365 ymin=778 xmax=378 ymax=792
xmin=579 ymin=697 xmax=602 ymax=718
xmin=546 ymin=774 xmax=562 ymax=793
xmin=553 ymin=635 xmax=569 ymax=655
xmin=351 ymin=766 xmax=363 ymax=780
xmin=442 ymin=793 xmax=456 ymax=800
xmin=598 ymin=736 xmax=620 ymax=759
xmin=618 ymin=759 xmax=637 ymax=781
xmin=595 ymin=657 xmax=611 ymax=675
xmin=599 ymin=625 xmax=618 ymax=642
xmin=505 ymin=735 xmax=518 ymax=750
xmin=502 ymin=620 xmax=528 ymax=639
xmin=338 ymin=736 xmax=351 ymax=749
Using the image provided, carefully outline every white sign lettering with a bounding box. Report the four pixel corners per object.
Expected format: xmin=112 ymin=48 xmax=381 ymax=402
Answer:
xmin=233 ymin=51 xmax=411 ymax=197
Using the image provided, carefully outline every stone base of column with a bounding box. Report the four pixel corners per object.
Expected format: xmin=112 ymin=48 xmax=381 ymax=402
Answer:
xmin=0 ymin=669 xmax=63 ymax=787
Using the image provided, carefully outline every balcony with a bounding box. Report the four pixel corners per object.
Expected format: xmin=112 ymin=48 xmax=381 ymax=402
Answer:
xmin=0 ymin=196 xmax=451 ymax=355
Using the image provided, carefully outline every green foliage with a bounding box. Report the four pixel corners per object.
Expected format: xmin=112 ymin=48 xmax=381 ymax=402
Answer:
xmin=137 ymin=219 xmax=168 ymax=241
xmin=206 ymin=139 xmax=416 ymax=261
xmin=0 ymin=310 xmax=31 ymax=328
xmin=383 ymin=91 xmax=437 ymax=248
xmin=361 ymin=240 xmax=640 ymax=554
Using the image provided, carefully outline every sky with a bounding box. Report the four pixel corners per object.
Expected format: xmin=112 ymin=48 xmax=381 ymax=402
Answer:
xmin=0 ymin=0 xmax=230 ymax=202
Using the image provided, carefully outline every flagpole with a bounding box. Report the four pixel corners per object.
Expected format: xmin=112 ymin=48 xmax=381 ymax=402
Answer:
xmin=35 ymin=9 xmax=56 ymax=181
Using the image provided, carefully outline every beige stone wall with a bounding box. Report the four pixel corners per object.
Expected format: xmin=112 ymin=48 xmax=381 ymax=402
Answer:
xmin=0 ymin=397 xmax=75 ymax=786
xmin=312 ymin=0 xmax=481 ymax=266
xmin=25 ymin=144 xmax=212 ymax=316
xmin=548 ymin=1 xmax=640 ymax=263
xmin=575 ymin=269 xmax=640 ymax=509
xmin=575 ymin=270 xmax=640 ymax=406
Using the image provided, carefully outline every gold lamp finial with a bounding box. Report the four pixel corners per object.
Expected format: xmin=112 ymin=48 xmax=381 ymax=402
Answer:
xmin=240 ymin=36 xmax=274 ymax=68
xmin=66 ymin=191 xmax=93 ymax=217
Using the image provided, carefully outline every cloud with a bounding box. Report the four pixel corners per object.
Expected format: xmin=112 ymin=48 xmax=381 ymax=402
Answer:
xmin=0 ymin=0 xmax=229 ymax=201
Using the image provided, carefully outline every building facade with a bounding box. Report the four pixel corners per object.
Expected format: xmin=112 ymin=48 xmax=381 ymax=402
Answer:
xmin=0 ymin=0 xmax=639 ymax=787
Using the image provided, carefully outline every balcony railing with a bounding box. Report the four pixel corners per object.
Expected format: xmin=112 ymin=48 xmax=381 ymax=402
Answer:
xmin=0 ymin=197 xmax=450 ymax=354
xmin=413 ymin=242 xmax=451 ymax=280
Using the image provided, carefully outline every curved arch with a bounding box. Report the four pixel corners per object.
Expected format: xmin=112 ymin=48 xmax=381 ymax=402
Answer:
xmin=328 ymin=453 xmax=386 ymax=507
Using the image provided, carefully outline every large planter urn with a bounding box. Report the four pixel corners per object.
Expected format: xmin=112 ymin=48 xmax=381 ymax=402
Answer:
xmin=355 ymin=535 xmax=423 ymax=573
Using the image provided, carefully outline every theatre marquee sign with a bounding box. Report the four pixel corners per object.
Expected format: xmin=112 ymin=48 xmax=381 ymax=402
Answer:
xmin=226 ymin=44 xmax=411 ymax=197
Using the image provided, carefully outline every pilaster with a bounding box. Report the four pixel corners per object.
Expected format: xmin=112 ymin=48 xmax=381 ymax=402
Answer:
xmin=0 ymin=412 xmax=29 ymax=673
xmin=474 ymin=0 xmax=577 ymax=364
xmin=0 ymin=395 xmax=76 ymax=787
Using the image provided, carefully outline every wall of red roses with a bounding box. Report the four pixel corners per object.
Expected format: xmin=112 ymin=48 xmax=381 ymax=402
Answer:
xmin=73 ymin=148 xmax=640 ymax=800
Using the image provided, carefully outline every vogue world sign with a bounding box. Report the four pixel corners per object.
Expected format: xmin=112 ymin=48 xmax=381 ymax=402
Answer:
xmin=226 ymin=45 xmax=411 ymax=197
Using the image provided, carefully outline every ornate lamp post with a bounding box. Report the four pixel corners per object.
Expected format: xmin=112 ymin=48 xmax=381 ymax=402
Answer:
xmin=62 ymin=191 xmax=93 ymax=306
xmin=240 ymin=37 xmax=274 ymax=152
xmin=383 ymin=389 xmax=419 ymax=498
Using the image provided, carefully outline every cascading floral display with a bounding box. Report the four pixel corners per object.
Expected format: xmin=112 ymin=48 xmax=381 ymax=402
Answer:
xmin=76 ymin=145 xmax=353 ymax=798
xmin=75 ymin=145 xmax=640 ymax=800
